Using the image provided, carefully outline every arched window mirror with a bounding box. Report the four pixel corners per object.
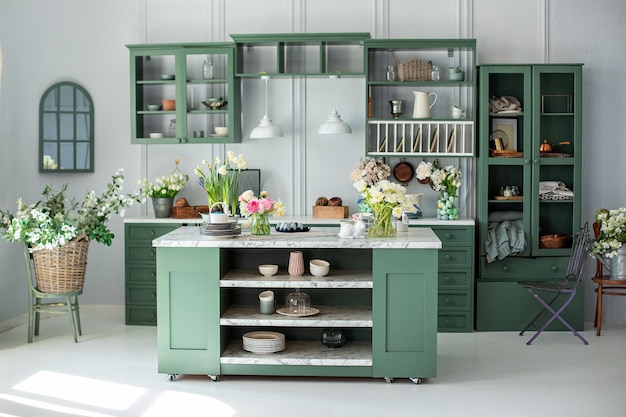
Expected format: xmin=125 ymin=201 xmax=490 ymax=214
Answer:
xmin=39 ymin=81 xmax=94 ymax=172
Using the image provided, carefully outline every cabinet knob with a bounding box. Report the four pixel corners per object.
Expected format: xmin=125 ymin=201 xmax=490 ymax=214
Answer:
xmin=151 ymin=292 xmax=157 ymax=299
xmin=524 ymin=159 xmax=530 ymax=164
xmin=151 ymin=312 xmax=157 ymax=319
xmin=444 ymin=297 xmax=451 ymax=304
xmin=444 ymin=233 xmax=452 ymax=239
xmin=445 ymin=254 xmax=451 ymax=260
xmin=150 ymin=271 xmax=156 ymax=278
xmin=444 ymin=275 xmax=451 ymax=283
xmin=533 ymin=158 xmax=540 ymax=164
xmin=150 ymin=249 xmax=156 ymax=258
xmin=502 ymin=265 xmax=509 ymax=271
xmin=444 ymin=318 xmax=450 ymax=326
xmin=552 ymin=265 xmax=558 ymax=271
xmin=150 ymin=229 xmax=156 ymax=236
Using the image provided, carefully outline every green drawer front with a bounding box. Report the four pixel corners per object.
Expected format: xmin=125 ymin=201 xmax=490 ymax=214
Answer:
xmin=431 ymin=227 xmax=472 ymax=247
xmin=438 ymin=291 xmax=470 ymax=310
xmin=437 ymin=314 xmax=470 ymax=332
xmin=479 ymin=256 xmax=569 ymax=280
xmin=127 ymin=245 xmax=157 ymax=263
xmin=439 ymin=248 xmax=471 ymax=269
xmin=126 ymin=305 xmax=157 ymax=326
xmin=126 ymin=224 xmax=178 ymax=242
xmin=438 ymin=270 xmax=470 ymax=288
xmin=126 ymin=265 xmax=157 ymax=284
xmin=126 ymin=285 xmax=157 ymax=305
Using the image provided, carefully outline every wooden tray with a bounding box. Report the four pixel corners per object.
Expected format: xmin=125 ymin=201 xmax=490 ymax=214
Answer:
xmin=490 ymin=150 xmax=523 ymax=158
xmin=171 ymin=205 xmax=209 ymax=219
xmin=493 ymin=196 xmax=523 ymax=200
xmin=312 ymin=206 xmax=349 ymax=219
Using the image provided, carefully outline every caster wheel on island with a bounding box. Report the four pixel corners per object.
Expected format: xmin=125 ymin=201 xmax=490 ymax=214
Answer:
xmin=384 ymin=377 xmax=394 ymax=383
xmin=208 ymin=374 xmax=220 ymax=382
xmin=167 ymin=374 xmax=179 ymax=382
xmin=409 ymin=377 xmax=422 ymax=385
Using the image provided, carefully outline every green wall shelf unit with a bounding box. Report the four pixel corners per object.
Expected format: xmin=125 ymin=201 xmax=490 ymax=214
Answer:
xmin=364 ymin=39 xmax=477 ymax=157
xmin=127 ymin=42 xmax=240 ymax=144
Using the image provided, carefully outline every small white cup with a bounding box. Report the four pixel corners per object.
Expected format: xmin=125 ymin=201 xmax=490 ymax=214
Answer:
xmin=451 ymin=105 xmax=467 ymax=120
xmin=259 ymin=290 xmax=275 ymax=314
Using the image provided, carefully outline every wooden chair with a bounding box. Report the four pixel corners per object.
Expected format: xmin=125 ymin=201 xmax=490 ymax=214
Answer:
xmin=592 ymin=222 xmax=626 ymax=336
xmin=23 ymin=244 xmax=83 ymax=343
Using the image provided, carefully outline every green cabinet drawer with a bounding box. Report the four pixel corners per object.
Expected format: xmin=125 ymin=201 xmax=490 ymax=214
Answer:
xmin=479 ymin=256 xmax=569 ymax=280
xmin=126 ymin=224 xmax=178 ymax=242
xmin=126 ymin=285 xmax=157 ymax=305
xmin=438 ymin=291 xmax=470 ymax=311
xmin=438 ymin=248 xmax=472 ymax=269
xmin=431 ymin=227 xmax=473 ymax=247
xmin=437 ymin=314 xmax=470 ymax=332
xmin=126 ymin=305 xmax=157 ymax=326
xmin=126 ymin=265 xmax=157 ymax=284
xmin=127 ymin=245 xmax=157 ymax=263
xmin=438 ymin=270 xmax=470 ymax=288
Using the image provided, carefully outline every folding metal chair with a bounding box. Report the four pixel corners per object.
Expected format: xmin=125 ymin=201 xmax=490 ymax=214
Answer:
xmin=518 ymin=223 xmax=590 ymax=345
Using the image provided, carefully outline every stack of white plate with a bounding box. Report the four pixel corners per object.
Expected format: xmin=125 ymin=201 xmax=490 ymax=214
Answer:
xmin=242 ymin=331 xmax=285 ymax=353
xmin=200 ymin=221 xmax=241 ymax=239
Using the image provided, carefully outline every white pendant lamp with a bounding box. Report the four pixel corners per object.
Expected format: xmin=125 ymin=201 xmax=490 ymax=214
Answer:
xmin=318 ymin=75 xmax=352 ymax=135
xmin=250 ymin=75 xmax=282 ymax=139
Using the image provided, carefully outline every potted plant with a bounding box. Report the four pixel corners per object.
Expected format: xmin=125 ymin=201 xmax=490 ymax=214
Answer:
xmin=138 ymin=160 xmax=188 ymax=218
xmin=590 ymin=208 xmax=626 ymax=279
xmin=196 ymin=150 xmax=247 ymax=215
xmin=0 ymin=170 xmax=141 ymax=292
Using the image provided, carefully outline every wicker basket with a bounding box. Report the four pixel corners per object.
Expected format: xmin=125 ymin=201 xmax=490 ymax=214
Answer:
xmin=396 ymin=59 xmax=433 ymax=82
xmin=32 ymin=235 xmax=89 ymax=293
xmin=539 ymin=234 xmax=572 ymax=249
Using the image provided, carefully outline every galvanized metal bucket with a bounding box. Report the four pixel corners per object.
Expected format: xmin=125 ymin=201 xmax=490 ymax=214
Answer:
xmin=609 ymin=245 xmax=626 ymax=280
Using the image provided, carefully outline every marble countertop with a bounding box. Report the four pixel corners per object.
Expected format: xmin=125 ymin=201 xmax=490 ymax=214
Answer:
xmin=152 ymin=226 xmax=442 ymax=249
xmin=126 ymin=214 xmax=474 ymax=226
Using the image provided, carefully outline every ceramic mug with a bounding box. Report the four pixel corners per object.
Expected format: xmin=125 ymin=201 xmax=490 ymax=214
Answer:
xmin=259 ymin=290 xmax=275 ymax=314
xmin=451 ymin=105 xmax=467 ymax=120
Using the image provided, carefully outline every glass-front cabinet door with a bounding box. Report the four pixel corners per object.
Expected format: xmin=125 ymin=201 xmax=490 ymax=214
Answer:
xmin=128 ymin=43 xmax=240 ymax=144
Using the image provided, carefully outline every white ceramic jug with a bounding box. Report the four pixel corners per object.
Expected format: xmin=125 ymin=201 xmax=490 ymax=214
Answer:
xmin=412 ymin=91 xmax=438 ymax=119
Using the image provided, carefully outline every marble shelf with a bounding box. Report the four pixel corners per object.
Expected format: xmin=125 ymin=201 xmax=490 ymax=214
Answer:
xmin=221 ymin=305 xmax=373 ymax=327
xmin=220 ymin=270 xmax=373 ymax=288
xmin=221 ymin=340 xmax=372 ymax=366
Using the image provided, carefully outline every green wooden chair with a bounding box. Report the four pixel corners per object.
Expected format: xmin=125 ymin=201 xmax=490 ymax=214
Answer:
xmin=22 ymin=244 xmax=83 ymax=343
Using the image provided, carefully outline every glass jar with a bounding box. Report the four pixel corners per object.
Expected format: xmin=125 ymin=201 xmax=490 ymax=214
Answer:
xmin=168 ymin=119 xmax=176 ymax=138
xmin=202 ymin=60 xmax=214 ymax=80
xmin=431 ymin=65 xmax=440 ymax=81
xmin=386 ymin=65 xmax=396 ymax=81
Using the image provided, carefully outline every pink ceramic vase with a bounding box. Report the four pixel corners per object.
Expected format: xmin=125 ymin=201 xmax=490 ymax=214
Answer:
xmin=288 ymin=251 xmax=305 ymax=276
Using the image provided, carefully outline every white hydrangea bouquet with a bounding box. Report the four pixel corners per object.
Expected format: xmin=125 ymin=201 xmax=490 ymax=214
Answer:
xmin=591 ymin=207 xmax=626 ymax=258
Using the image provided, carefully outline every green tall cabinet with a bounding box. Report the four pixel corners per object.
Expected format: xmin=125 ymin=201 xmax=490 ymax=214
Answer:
xmin=476 ymin=64 xmax=584 ymax=331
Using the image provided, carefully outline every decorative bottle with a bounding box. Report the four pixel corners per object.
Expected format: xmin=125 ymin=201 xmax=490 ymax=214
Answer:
xmin=431 ymin=65 xmax=440 ymax=81
xmin=386 ymin=65 xmax=396 ymax=81
xmin=203 ymin=60 xmax=214 ymax=80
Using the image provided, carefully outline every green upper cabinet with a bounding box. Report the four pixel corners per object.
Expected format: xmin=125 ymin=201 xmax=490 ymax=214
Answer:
xmin=478 ymin=64 xmax=582 ymax=260
xmin=231 ymin=33 xmax=370 ymax=77
xmin=127 ymin=43 xmax=240 ymax=144
xmin=364 ymin=39 xmax=477 ymax=157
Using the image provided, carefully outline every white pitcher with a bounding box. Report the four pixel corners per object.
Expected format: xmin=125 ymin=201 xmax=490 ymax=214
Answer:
xmin=412 ymin=91 xmax=438 ymax=119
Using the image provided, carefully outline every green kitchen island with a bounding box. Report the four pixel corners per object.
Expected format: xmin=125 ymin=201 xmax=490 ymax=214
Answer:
xmin=153 ymin=226 xmax=441 ymax=383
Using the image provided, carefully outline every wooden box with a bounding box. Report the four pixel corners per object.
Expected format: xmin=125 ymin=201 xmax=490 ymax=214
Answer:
xmin=312 ymin=206 xmax=349 ymax=219
xmin=171 ymin=205 xmax=209 ymax=219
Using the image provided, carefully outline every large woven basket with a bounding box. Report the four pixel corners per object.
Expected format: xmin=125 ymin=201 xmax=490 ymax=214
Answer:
xmin=32 ymin=235 xmax=89 ymax=293
xmin=397 ymin=59 xmax=432 ymax=82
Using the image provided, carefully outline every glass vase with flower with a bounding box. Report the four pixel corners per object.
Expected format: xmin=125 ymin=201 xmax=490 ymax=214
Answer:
xmin=238 ymin=190 xmax=286 ymax=236
xmin=352 ymin=179 xmax=407 ymax=238
xmin=416 ymin=160 xmax=462 ymax=220
xmin=196 ymin=151 xmax=247 ymax=215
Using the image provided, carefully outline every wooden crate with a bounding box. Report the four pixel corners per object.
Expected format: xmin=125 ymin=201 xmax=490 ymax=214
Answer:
xmin=171 ymin=205 xmax=209 ymax=219
xmin=312 ymin=206 xmax=349 ymax=219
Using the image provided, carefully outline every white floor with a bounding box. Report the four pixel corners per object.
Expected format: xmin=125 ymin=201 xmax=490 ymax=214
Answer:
xmin=0 ymin=307 xmax=625 ymax=417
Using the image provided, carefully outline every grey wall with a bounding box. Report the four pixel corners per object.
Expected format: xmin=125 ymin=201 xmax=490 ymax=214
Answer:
xmin=1 ymin=0 xmax=624 ymax=325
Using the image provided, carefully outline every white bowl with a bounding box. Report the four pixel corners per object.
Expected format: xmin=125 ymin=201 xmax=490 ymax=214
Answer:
xmin=258 ymin=264 xmax=278 ymax=276
xmin=149 ymin=133 xmax=164 ymax=138
xmin=309 ymin=259 xmax=330 ymax=277
xmin=214 ymin=126 xmax=229 ymax=136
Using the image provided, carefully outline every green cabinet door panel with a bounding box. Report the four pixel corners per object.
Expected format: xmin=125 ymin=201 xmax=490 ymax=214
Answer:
xmin=157 ymin=247 xmax=221 ymax=375
xmin=372 ymin=248 xmax=438 ymax=379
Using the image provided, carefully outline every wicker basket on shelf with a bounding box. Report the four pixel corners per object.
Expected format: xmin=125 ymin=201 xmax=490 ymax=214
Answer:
xmin=396 ymin=59 xmax=432 ymax=82
xmin=32 ymin=235 xmax=89 ymax=293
